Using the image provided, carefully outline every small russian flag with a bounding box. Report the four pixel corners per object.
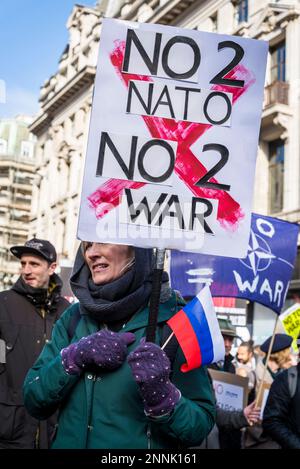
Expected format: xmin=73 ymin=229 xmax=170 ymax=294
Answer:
xmin=167 ymin=286 xmax=225 ymax=372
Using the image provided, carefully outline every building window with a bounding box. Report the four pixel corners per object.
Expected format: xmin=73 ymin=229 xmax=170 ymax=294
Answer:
xmin=271 ymin=42 xmax=286 ymax=83
xmin=0 ymin=167 xmax=9 ymax=178
xmin=20 ymin=141 xmax=34 ymax=159
xmin=9 ymin=234 xmax=26 ymax=245
xmin=238 ymin=0 xmax=248 ymax=23
xmin=269 ymin=140 xmax=284 ymax=213
xmin=0 ymin=138 xmax=7 ymax=154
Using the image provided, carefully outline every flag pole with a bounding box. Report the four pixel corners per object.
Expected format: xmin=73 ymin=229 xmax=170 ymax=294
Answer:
xmin=146 ymin=248 xmax=166 ymax=343
xmin=255 ymin=315 xmax=279 ymax=409
xmin=161 ymin=332 xmax=175 ymax=350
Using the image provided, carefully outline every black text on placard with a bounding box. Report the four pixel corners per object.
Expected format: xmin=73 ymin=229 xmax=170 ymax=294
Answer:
xmin=120 ymin=188 xmax=217 ymax=234
xmin=127 ymin=80 xmax=232 ymax=126
xmin=96 ymin=131 xmax=178 ymax=186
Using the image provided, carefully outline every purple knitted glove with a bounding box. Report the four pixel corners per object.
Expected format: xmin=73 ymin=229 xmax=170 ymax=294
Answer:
xmin=127 ymin=341 xmax=181 ymax=417
xmin=61 ymin=330 xmax=135 ymax=375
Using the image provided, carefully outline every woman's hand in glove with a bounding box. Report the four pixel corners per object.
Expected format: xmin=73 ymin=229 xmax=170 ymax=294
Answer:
xmin=127 ymin=341 xmax=181 ymax=417
xmin=61 ymin=329 xmax=135 ymax=375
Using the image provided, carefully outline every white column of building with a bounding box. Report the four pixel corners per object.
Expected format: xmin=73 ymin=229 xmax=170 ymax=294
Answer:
xmin=253 ymin=141 xmax=269 ymax=215
xmin=284 ymin=16 xmax=300 ymax=215
xmin=217 ymin=1 xmax=234 ymax=34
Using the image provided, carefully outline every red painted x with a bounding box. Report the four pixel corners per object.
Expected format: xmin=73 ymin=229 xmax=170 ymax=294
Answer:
xmin=88 ymin=40 xmax=255 ymax=229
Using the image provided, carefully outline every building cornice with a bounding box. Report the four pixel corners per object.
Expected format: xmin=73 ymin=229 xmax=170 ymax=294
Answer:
xmin=260 ymin=103 xmax=292 ymax=142
xmin=176 ymin=0 xmax=226 ymax=29
xmin=0 ymin=157 xmax=36 ymax=170
xmin=29 ymin=65 xmax=96 ymax=136
xmin=42 ymin=65 xmax=95 ymax=114
xmin=119 ymin=0 xmax=197 ymax=25
xmin=116 ymin=0 xmax=156 ymax=20
xmin=148 ymin=0 xmax=197 ymax=25
xmin=252 ymin=5 xmax=300 ymax=40
xmin=28 ymin=113 xmax=52 ymax=137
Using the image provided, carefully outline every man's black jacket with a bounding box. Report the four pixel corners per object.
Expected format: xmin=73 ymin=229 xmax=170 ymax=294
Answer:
xmin=0 ymin=274 xmax=69 ymax=448
xmin=263 ymin=363 xmax=300 ymax=449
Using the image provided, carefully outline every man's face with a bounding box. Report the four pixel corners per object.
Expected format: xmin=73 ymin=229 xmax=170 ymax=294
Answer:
xmin=20 ymin=254 xmax=56 ymax=289
xmin=223 ymin=335 xmax=234 ymax=356
xmin=237 ymin=346 xmax=251 ymax=364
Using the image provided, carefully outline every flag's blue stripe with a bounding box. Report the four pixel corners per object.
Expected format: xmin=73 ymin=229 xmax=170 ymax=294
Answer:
xmin=183 ymin=297 xmax=214 ymax=365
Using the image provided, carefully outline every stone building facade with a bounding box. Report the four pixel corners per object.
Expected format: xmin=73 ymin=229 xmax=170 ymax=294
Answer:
xmin=0 ymin=115 xmax=36 ymax=289
xmin=29 ymin=3 xmax=104 ymax=261
xmin=29 ymin=0 xmax=300 ymax=308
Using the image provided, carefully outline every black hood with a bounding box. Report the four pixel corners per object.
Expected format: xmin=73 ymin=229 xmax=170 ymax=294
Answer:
xmin=12 ymin=273 xmax=64 ymax=313
xmin=69 ymin=244 xmax=168 ymax=325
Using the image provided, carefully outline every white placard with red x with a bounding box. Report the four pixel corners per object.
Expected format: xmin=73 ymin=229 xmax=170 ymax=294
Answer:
xmin=78 ymin=18 xmax=268 ymax=257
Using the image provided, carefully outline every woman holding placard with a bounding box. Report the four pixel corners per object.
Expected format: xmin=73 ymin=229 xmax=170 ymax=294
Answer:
xmin=23 ymin=242 xmax=215 ymax=449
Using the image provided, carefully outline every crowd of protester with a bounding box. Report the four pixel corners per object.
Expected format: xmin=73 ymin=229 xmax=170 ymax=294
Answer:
xmin=0 ymin=238 xmax=299 ymax=449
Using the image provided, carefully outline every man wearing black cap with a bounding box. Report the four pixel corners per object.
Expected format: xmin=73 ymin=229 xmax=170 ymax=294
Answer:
xmin=262 ymin=334 xmax=300 ymax=449
xmin=0 ymin=238 xmax=70 ymax=449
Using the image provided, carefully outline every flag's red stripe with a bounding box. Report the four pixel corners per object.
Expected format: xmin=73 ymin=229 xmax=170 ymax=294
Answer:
xmin=167 ymin=309 xmax=202 ymax=372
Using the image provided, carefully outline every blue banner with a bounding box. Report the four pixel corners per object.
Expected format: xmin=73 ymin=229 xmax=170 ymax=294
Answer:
xmin=170 ymin=213 xmax=299 ymax=314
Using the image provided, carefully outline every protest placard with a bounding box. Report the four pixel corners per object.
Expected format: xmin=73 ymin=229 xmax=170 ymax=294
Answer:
xmin=78 ymin=19 xmax=267 ymax=256
xmin=208 ymin=369 xmax=248 ymax=411
xmin=257 ymin=383 xmax=270 ymax=419
xmin=280 ymin=303 xmax=300 ymax=351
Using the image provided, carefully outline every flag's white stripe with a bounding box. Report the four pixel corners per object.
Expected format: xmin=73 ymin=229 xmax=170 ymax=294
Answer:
xmin=197 ymin=286 xmax=225 ymax=363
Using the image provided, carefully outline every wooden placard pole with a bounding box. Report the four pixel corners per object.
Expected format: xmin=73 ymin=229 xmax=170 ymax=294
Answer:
xmin=255 ymin=315 xmax=279 ymax=408
xmin=146 ymin=248 xmax=166 ymax=343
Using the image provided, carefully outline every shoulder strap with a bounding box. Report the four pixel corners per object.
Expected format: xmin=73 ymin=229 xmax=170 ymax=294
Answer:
xmin=287 ymin=365 xmax=298 ymax=398
xmin=67 ymin=307 xmax=81 ymax=341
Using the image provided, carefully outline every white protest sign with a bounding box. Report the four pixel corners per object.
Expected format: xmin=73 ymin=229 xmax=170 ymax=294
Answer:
xmin=260 ymin=387 xmax=270 ymax=420
xmin=78 ymin=19 xmax=268 ymax=256
xmin=209 ymin=369 xmax=248 ymax=411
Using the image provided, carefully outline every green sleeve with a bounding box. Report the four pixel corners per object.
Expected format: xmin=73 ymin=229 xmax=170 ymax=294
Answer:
xmin=23 ymin=305 xmax=81 ymax=420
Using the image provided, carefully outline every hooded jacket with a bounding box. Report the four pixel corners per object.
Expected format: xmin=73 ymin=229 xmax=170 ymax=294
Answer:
xmin=0 ymin=273 xmax=69 ymax=448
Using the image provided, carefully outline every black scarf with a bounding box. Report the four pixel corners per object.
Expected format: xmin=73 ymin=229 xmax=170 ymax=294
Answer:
xmin=12 ymin=273 xmax=63 ymax=313
xmin=70 ymin=245 xmax=169 ymax=325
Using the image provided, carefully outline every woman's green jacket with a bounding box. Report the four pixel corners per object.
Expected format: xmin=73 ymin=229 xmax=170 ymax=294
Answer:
xmin=23 ymin=291 xmax=215 ymax=449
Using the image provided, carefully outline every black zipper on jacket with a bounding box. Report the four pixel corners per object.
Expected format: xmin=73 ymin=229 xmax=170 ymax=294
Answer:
xmin=146 ymin=424 xmax=151 ymax=449
xmin=43 ymin=310 xmax=47 ymax=342
xmin=38 ymin=306 xmax=47 ymax=343
xmin=86 ymin=375 xmax=97 ymax=438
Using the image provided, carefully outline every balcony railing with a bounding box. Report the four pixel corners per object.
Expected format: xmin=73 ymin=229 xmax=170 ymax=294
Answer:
xmin=265 ymin=81 xmax=289 ymax=107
